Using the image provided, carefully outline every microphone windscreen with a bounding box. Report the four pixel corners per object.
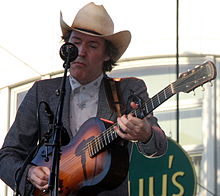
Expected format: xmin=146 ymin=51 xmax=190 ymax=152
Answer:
xmin=59 ymin=42 xmax=78 ymax=62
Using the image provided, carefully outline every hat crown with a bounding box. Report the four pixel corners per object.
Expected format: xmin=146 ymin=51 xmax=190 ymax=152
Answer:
xmin=60 ymin=2 xmax=131 ymax=62
xmin=72 ymin=2 xmax=114 ymax=35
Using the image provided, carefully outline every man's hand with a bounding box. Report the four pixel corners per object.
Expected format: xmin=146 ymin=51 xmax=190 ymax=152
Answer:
xmin=27 ymin=166 xmax=50 ymax=190
xmin=115 ymin=102 xmax=152 ymax=142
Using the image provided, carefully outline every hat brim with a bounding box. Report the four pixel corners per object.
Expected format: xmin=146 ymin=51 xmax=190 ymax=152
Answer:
xmin=60 ymin=12 xmax=131 ymax=62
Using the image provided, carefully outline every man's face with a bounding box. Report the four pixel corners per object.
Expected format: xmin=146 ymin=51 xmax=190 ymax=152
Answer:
xmin=68 ymin=31 xmax=110 ymax=84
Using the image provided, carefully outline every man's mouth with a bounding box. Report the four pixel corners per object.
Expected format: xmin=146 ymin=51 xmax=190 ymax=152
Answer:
xmin=72 ymin=61 xmax=86 ymax=66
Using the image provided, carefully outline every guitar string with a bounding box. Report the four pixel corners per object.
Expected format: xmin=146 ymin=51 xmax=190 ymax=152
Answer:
xmin=58 ymin=153 xmax=94 ymax=174
xmin=53 ymin=127 xmax=120 ymax=168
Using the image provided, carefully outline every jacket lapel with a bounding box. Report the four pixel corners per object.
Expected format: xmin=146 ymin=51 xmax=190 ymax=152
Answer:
xmin=49 ymin=77 xmax=72 ymax=138
xmin=97 ymin=79 xmax=116 ymax=121
xmin=62 ymin=80 xmax=71 ymax=137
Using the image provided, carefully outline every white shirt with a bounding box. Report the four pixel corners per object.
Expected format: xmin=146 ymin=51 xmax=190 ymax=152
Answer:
xmin=69 ymin=74 xmax=103 ymax=135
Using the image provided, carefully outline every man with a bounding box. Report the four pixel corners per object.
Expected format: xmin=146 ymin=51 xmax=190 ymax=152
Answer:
xmin=0 ymin=2 xmax=167 ymax=196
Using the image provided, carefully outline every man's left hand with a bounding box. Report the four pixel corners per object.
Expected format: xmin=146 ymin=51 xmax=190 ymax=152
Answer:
xmin=115 ymin=102 xmax=152 ymax=143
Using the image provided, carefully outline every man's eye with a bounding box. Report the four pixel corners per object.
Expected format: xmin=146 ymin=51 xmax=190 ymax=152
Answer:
xmin=90 ymin=45 xmax=97 ymax=49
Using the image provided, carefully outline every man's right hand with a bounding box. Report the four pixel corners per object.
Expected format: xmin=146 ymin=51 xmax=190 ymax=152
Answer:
xmin=27 ymin=166 xmax=50 ymax=190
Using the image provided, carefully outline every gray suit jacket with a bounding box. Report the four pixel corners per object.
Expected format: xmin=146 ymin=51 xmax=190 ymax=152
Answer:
xmin=0 ymin=76 xmax=167 ymax=195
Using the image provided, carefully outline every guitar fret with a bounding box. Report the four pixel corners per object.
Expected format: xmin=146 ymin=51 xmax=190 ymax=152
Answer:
xmin=107 ymin=131 xmax=111 ymax=144
xmin=94 ymin=140 xmax=98 ymax=152
xmin=110 ymin=131 xmax=114 ymax=141
xmin=94 ymin=141 xmax=98 ymax=154
xmin=100 ymin=141 xmax=103 ymax=149
xmin=151 ymin=98 xmax=155 ymax=109
xmin=97 ymin=139 xmax=101 ymax=150
xmin=157 ymin=94 xmax=161 ymax=104
xmin=100 ymin=136 xmax=104 ymax=148
xmin=91 ymin=142 xmax=95 ymax=156
xmin=114 ymin=129 xmax=118 ymax=137
xmin=134 ymin=110 xmax=137 ymax=117
xmin=163 ymin=89 xmax=167 ymax=100
xmin=88 ymin=145 xmax=92 ymax=157
xmin=145 ymin=102 xmax=149 ymax=114
xmin=96 ymin=142 xmax=99 ymax=153
xmin=103 ymin=134 xmax=108 ymax=145
xmin=158 ymin=91 xmax=164 ymax=103
xmin=114 ymin=130 xmax=117 ymax=138
xmin=100 ymin=137 xmax=105 ymax=149
xmin=93 ymin=145 xmax=96 ymax=155
xmin=147 ymin=101 xmax=153 ymax=113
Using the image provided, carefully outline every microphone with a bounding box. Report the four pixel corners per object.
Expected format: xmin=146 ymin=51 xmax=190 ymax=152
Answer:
xmin=59 ymin=42 xmax=78 ymax=62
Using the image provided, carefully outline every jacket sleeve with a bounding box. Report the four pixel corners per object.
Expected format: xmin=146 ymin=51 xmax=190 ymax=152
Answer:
xmin=0 ymin=82 xmax=39 ymax=195
xmin=136 ymin=119 xmax=168 ymax=157
xmin=120 ymin=78 xmax=168 ymax=157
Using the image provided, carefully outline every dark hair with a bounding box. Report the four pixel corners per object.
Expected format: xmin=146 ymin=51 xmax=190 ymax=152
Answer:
xmin=61 ymin=30 xmax=119 ymax=72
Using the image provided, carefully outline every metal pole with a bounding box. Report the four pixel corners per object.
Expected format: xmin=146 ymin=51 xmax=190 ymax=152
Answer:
xmin=176 ymin=0 xmax=180 ymax=143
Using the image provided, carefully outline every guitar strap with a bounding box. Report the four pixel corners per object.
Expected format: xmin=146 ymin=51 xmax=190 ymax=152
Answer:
xmin=104 ymin=76 xmax=122 ymax=117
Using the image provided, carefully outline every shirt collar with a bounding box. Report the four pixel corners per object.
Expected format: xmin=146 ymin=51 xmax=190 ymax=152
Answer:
xmin=69 ymin=73 xmax=104 ymax=92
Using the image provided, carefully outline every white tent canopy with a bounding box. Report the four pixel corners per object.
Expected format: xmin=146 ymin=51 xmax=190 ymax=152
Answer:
xmin=1 ymin=0 xmax=220 ymax=88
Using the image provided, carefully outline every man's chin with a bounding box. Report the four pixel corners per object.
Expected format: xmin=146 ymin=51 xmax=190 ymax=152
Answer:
xmin=69 ymin=72 xmax=86 ymax=84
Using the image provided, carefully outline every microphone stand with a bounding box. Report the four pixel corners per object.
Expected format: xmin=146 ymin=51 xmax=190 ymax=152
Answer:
xmin=48 ymin=52 xmax=71 ymax=196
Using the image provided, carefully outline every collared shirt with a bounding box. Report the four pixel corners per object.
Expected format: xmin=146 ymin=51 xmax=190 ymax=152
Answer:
xmin=69 ymin=74 xmax=103 ymax=135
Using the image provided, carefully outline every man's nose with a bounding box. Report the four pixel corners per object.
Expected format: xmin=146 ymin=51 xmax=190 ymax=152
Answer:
xmin=78 ymin=45 xmax=86 ymax=56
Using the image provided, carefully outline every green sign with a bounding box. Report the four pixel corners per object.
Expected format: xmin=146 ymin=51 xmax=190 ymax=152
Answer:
xmin=129 ymin=138 xmax=197 ymax=196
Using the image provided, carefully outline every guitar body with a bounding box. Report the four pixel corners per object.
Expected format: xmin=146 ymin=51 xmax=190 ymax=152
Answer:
xmin=32 ymin=117 xmax=129 ymax=196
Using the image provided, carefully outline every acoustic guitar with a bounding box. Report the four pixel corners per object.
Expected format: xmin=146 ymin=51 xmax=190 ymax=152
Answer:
xmin=32 ymin=60 xmax=216 ymax=195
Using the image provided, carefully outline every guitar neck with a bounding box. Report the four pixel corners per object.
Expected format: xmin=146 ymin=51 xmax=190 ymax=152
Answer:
xmin=134 ymin=83 xmax=175 ymax=117
xmin=87 ymin=83 xmax=175 ymax=158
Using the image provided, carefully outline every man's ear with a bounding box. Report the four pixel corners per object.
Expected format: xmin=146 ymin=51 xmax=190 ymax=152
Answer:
xmin=104 ymin=55 xmax=111 ymax=61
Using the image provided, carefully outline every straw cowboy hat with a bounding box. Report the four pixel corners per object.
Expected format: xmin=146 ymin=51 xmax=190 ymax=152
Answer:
xmin=60 ymin=2 xmax=131 ymax=62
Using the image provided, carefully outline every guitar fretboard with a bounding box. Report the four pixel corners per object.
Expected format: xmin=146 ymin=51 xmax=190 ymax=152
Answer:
xmin=85 ymin=83 xmax=175 ymax=157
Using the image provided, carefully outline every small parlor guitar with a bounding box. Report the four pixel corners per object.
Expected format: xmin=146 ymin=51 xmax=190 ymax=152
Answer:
xmin=32 ymin=61 xmax=216 ymax=195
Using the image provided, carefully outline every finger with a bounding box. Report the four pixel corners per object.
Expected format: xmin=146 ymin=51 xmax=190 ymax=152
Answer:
xmin=117 ymin=115 xmax=135 ymax=134
xmin=41 ymin=166 xmax=50 ymax=176
xmin=28 ymin=166 xmax=50 ymax=190
xmin=115 ymin=117 xmax=130 ymax=137
xmin=33 ymin=166 xmax=50 ymax=181
xmin=114 ymin=125 xmax=126 ymax=138
xmin=117 ymin=118 xmax=140 ymax=140
xmin=146 ymin=113 xmax=153 ymax=119
xmin=34 ymin=181 xmax=49 ymax=191
xmin=116 ymin=117 xmax=127 ymax=134
xmin=126 ymin=114 xmax=144 ymax=128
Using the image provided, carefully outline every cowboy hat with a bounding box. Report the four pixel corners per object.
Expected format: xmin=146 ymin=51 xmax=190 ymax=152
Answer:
xmin=60 ymin=2 xmax=131 ymax=62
